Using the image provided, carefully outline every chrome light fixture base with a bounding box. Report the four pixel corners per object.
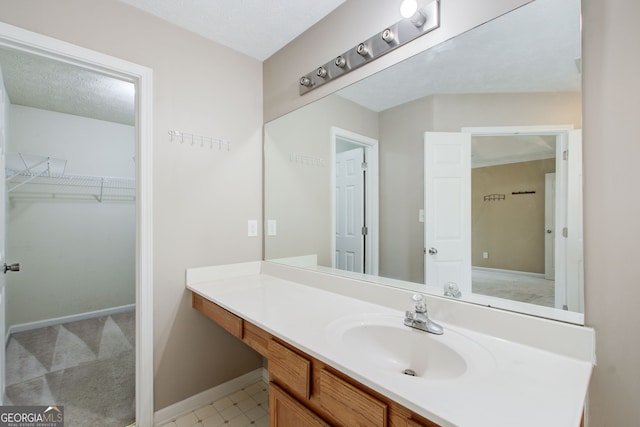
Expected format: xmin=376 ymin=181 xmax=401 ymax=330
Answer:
xmin=299 ymin=0 xmax=440 ymax=95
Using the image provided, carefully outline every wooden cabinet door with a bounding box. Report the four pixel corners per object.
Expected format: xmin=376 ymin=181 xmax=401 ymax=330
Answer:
xmin=269 ymin=339 xmax=311 ymax=400
xmin=270 ymin=383 xmax=329 ymax=427
xmin=315 ymin=367 xmax=387 ymax=427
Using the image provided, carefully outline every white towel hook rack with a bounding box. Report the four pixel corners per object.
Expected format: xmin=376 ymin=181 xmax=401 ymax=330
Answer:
xmin=168 ymin=130 xmax=231 ymax=151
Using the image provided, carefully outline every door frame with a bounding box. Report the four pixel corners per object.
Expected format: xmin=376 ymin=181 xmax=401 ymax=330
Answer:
xmin=0 ymin=22 xmax=154 ymax=425
xmin=462 ymin=124 xmax=575 ymax=311
xmin=544 ymin=173 xmax=556 ymax=280
xmin=330 ymin=127 xmax=379 ymax=276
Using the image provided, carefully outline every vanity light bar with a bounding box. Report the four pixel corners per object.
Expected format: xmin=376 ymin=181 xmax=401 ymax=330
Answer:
xmin=299 ymin=0 xmax=440 ymax=95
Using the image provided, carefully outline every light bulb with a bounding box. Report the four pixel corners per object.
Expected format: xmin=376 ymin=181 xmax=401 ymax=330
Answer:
xmin=400 ymin=0 xmax=418 ymax=18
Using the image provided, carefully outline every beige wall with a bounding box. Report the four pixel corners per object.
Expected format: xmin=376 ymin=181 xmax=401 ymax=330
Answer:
xmin=432 ymin=92 xmax=582 ymax=131
xmin=378 ymin=96 xmax=435 ymax=283
xmin=582 ymin=0 xmax=640 ymax=424
xmin=264 ymin=95 xmax=378 ymax=265
xmin=0 ymin=0 xmax=263 ymax=410
xmin=471 ymin=159 xmax=556 ymax=273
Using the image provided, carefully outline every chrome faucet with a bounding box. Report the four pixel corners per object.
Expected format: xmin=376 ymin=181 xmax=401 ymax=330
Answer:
xmin=404 ymin=293 xmax=443 ymax=335
xmin=444 ymin=281 xmax=462 ymax=298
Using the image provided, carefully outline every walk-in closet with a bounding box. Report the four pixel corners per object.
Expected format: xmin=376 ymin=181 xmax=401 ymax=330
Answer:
xmin=1 ymin=47 xmax=136 ymax=426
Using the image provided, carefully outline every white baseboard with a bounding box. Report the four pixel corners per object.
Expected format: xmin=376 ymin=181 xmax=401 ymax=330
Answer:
xmin=7 ymin=303 xmax=136 ymax=338
xmin=472 ymin=266 xmax=545 ymax=278
xmin=154 ymin=368 xmax=266 ymax=426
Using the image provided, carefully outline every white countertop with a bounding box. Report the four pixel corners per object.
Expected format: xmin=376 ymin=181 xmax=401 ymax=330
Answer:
xmin=187 ymin=263 xmax=592 ymax=427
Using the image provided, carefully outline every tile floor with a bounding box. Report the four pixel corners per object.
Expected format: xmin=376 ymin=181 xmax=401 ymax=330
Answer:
xmin=159 ymin=379 xmax=269 ymax=427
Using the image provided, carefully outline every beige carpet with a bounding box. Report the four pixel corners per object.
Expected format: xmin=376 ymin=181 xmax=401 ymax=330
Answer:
xmin=472 ymin=269 xmax=555 ymax=307
xmin=5 ymin=310 xmax=135 ymax=426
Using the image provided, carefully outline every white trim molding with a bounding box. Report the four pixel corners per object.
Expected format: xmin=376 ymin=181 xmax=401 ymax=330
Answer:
xmin=7 ymin=304 xmax=136 ymax=337
xmin=0 ymin=22 xmax=154 ymax=426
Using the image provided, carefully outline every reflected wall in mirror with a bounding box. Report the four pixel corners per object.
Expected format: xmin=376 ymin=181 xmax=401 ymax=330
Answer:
xmin=264 ymin=0 xmax=583 ymax=322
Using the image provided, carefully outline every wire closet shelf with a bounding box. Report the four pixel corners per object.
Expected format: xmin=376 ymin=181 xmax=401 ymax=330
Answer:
xmin=6 ymin=153 xmax=135 ymax=203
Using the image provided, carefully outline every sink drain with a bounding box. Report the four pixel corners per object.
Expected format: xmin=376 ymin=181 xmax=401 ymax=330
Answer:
xmin=402 ymin=369 xmax=416 ymax=376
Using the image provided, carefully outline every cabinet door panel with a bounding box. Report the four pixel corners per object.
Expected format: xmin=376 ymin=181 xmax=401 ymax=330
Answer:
xmin=269 ymin=339 xmax=311 ymax=399
xmin=316 ymin=368 xmax=387 ymax=427
xmin=270 ymin=383 xmax=329 ymax=427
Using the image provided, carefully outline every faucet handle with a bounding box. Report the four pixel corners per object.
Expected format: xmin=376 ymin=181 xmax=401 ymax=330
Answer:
xmin=411 ymin=293 xmax=427 ymax=313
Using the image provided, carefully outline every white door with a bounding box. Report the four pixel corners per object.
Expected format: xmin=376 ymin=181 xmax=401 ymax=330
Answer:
xmin=544 ymin=173 xmax=556 ymax=280
xmin=335 ymin=147 xmax=365 ymax=272
xmin=566 ymin=130 xmax=583 ymax=311
xmin=424 ymin=132 xmax=472 ymax=293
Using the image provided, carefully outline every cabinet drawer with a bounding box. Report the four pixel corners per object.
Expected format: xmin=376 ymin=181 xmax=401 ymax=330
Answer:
xmin=316 ymin=368 xmax=388 ymax=427
xmin=269 ymin=339 xmax=311 ymax=400
xmin=192 ymin=293 xmax=243 ymax=339
xmin=270 ymin=382 xmax=329 ymax=427
xmin=243 ymin=321 xmax=270 ymax=357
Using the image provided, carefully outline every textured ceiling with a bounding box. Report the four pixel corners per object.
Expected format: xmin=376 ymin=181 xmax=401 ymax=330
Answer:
xmin=117 ymin=0 xmax=348 ymax=61
xmin=338 ymin=0 xmax=581 ymax=112
xmin=0 ymin=48 xmax=135 ymax=126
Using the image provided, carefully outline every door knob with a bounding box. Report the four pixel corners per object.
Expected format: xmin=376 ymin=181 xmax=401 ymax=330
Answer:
xmin=428 ymin=247 xmax=438 ymax=255
xmin=4 ymin=263 xmax=20 ymax=274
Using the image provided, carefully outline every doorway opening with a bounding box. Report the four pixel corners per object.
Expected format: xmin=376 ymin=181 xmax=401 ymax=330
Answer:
xmin=464 ymin=125 xmax=583 ymax=312
xmin=0 ymin=23 xmax=153 ymax=425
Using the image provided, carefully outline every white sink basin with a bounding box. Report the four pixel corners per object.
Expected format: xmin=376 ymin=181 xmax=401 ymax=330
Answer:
xmin=326 ymin=313 xmax=495 ymax=381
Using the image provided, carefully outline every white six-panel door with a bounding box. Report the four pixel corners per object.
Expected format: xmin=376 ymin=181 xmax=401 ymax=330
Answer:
xmin=424 ymin=132 xmax=472 ymax=293
xmin=335 ymin=147 xmax=365 ymax=272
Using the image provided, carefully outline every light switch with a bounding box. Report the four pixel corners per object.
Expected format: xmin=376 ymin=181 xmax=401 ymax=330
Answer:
xmin=247 ymin=220 xmax=258 ymax=237
xmin=267 ymin=219 xmax=277 ymax=236
xmin=418 ymin=209 xmax=425 ymax=223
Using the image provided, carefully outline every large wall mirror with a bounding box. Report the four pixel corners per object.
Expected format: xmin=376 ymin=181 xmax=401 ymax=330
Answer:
xmin=264 ymin=0 xmax=583 ymax=323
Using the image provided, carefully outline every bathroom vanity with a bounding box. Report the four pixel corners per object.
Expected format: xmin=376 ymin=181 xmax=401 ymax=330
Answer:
xmin=187 ymin=262 xmax=593 ymax=427
xmin=192 ymin=292 xmax=437 ymax=426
